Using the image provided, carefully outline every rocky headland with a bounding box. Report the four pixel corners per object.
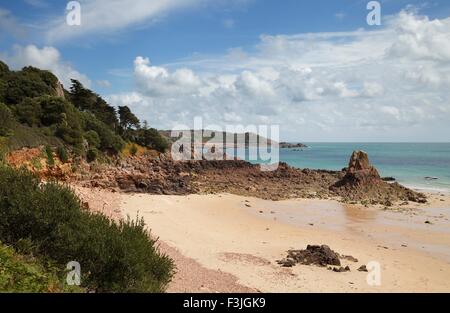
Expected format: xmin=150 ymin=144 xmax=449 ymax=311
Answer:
xmin=6 ymin=146 xmax=426 ymax=205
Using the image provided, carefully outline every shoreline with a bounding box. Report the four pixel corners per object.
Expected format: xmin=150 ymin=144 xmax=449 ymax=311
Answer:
xmin=74 ymin=186 xmax=450 ymax=293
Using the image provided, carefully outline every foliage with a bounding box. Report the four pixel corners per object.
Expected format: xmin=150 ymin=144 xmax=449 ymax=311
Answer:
xmin=0 ymin=61 xmax=9 ymax=75
xmin=129 ymin=144 xmax=138 ymax=156
xmin=86 ymin=148 xmax=98 ymax=163
xmin=57 ymin=146 xmax=69 ymax=163
xmin=136 ymin=128 xmax=169 ymax=153
xmin=0 ymin=242 xmax=81 ymax=293
xmin=83 ymin=130 xmax=101 ymax=149
xmin=118 ymin=106 xmax=140 ymax=134
xmin=4 ymin=67 xmax=58 ymax=104
xmin=0 ymin=61 xmax=167 ymax=158
xmin=0 ymin=166 xmax=174 ymax=292
xmin=45 ymin=145 xmax=54 ymax=167
xmin=6 ymin=125 xmax=61 ymax=151
xmin=69 ymin=80 xmax=119 ymax=130
xmin=0 ymin=103 xmax=14 ymax=137
xmin=82 ymin=113 xmax=124 ymax=153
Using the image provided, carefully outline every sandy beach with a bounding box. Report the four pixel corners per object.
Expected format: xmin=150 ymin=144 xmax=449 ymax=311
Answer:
xmin=74 ymin=186 xmax=450 ymax=293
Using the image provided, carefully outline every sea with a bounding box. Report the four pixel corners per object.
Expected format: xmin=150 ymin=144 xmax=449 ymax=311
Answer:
xmin=241 ymin=143 xmax=450 ymax=193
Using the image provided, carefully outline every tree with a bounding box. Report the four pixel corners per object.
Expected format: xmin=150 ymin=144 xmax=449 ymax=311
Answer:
xmin=136 ymin=128 xmax=169 ymax=153
xmin=3 ymin=67 xmax=58 ymax=104
xmin=0 ymin=61 xmax=9 ymax=74
xmin=69 ymin=80 xmax=119 ymax=131
xmin=118 ymin=106 xmax=140 ymax=131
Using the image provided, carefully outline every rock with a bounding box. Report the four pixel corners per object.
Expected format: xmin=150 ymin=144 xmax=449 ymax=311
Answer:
xmin=54 ymin=81 xmax=65 ymax=99
xmin=382 ymin=177 xmax=396 ymax=182
xmin=285 ymin=245 xmax=341 ymax=267
xmin=330 ymin=266 xmax=350 ymax=273
xmin=277 ymin=258 xmax=296 ymax=268
xmin=340 ymin=255 xmax=358 ymax=263
xmin=342 ymin=151 xmax=381 ymax=184
xmin=357 ymin=265 xmax=368 ymax=272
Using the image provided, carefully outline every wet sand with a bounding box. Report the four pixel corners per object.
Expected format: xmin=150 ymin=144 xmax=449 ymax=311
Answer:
xmin=118 ymin=192 xmax=450 ymax=293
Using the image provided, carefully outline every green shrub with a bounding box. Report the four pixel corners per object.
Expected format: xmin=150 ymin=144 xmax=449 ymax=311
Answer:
xmin=0 ymin=242 xmax=81 ymax=292
xmin=5 ymin=124 xmax=61 ymax=151
xmin=0 ymin=166 xmax=174 ymax=292
xmin=0 ymin=103 xmax=14 ymax=137
xmin=84 ymin=130 xmax=101 ymax=149
xmin=57 ymin=146 xmax=69 ymax=163
xmin=4 ymin=69 xmax=57 ymax=104
xmin=45 ymin=146 xmax=54 ymax=167
xmin=86 ymin=148 xmax=98 ymax=163
xmin=82 ymin=114 xmax=124 ymax=153
xmin=129 ymin=144 xmax=138 ymax=156
xmin=14 ymin=98 xmax=42 ymax=127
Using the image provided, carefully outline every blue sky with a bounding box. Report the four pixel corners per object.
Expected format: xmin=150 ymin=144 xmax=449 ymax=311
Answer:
xmin=1 ymin=0 xmax=450 ymax=141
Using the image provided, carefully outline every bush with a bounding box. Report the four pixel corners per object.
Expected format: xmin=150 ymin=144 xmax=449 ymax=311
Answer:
xmin=129 ymin=144 xmax=138 ymax=156
xmin=0 ymin=242 xmax=80 ymax=292
xmin=45 ymin=146 xmax=54 ymax=167
xmin=57 ymin=146 xmax=69 ymax=163
xmin=84 ymin=130 xmax=101 ymax=149
xmin=0 ymin=103 xmax=14 ymax=137
xmin=86 ymin=148 xmax=98 ymax=163
xmin=136 ymin=128 xmax=169 ymax=153
xmin=82 ymin=113 xmax=124 ymax=153
xmin=14 ymin=98 xmax=42 ymax=127
xmin=0 ymin=166 xmax=174 ymax=292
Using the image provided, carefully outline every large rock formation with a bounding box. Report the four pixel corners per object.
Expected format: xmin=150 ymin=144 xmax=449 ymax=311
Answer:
xmin=339 ymin=150 xmax=381 ymax=186
xmin=331 ymin=150 xmax=427 ymax=204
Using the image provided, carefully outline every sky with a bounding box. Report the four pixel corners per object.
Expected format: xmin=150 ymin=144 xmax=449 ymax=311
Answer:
xmin=0 ymin=0 xmax=449 ymax=142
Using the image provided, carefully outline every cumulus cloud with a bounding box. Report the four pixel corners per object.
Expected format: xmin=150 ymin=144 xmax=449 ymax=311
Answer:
xmin=2 ymin=45 xmax=91 ymax=88
xmin=107 ymin=11 xmax=450 ymax=141
xmin=134 ymin=56 xmax=203 ymax=97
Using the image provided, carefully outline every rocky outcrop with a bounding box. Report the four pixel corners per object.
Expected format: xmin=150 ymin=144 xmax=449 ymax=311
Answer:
xmin=54 ymin=81 xmax=65 ymax=99
xmin=277 ymin=245 xmax=342 ymax=268
xmin=331 ymin=151 xmax=427 ymax=204
xmin=335 ymin=151 xmax=381 ymax=187
xmin=8 ymin=146 xmax=425 ymax=205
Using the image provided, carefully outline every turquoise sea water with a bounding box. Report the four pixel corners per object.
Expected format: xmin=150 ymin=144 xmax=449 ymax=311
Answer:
xmin=245 ymin=143 xmax=450 ymax=192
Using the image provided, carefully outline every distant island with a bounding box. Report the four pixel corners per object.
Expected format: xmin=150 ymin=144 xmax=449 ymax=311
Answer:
xmin=279 ymin=142 xmax=308 ymax=149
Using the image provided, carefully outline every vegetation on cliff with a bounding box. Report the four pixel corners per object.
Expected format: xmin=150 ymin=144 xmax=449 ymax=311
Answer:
xmin=0 ymin=60 xmax=168 ymax=161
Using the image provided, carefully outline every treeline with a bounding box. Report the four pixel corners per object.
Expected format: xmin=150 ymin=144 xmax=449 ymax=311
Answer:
xmin=0 ymin=60 xmax=168 ymax=161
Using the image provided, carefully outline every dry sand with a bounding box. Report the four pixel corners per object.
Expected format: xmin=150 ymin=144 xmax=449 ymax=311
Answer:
xmin=72 ymin=185 xmax=450 ymax=292
xmin=115 ymin=192 xmax=450 ymax=293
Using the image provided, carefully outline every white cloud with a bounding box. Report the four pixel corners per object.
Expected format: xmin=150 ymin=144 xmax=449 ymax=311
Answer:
xmin=45 ymin=0 xmax=201 ymax=42
xmin=2 ymin=45 xmax=91 ymax=88
xmin=134 ymin=56 xmax=203 ymax=97
xmin=107 ymin=11 xmax=450 ymax=141
xmin=44 ymin=0 xmax=250 ymax=42
xmin=388 ymin=11 xmax=450 ymax=62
